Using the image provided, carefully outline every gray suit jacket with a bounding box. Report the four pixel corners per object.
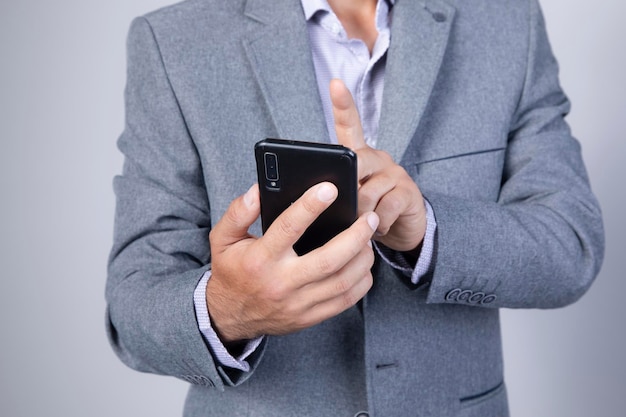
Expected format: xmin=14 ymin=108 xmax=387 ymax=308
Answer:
xmin=106 ymin=0 xmax=604 ymax=416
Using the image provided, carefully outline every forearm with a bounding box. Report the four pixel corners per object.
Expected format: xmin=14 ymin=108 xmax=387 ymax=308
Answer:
xmin=106 ymin=264 xmax=219 ymax=382
xmin=425 ymin=178 xmax=603 ymax=309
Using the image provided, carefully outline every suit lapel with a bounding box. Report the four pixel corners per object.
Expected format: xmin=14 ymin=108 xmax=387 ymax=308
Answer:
xmin=378 ymin=0 xmax=456 ymax=163
xmin=243 ymin=0 xmax=329 ymax=143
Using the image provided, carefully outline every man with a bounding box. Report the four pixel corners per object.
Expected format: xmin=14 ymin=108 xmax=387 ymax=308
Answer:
xmin=106 ymin=0 xmax=604 ymax=416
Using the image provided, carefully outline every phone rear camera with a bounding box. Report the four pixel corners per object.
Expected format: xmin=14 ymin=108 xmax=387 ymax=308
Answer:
xmin=264 ymin=152 xmax=279 ymax=181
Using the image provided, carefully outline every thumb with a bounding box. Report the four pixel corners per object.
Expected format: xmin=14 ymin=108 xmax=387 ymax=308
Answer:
xmin=330 ymin=79 xmax=367 ymax=150
xmin=210 ymin=184 xmax=260 ymax=251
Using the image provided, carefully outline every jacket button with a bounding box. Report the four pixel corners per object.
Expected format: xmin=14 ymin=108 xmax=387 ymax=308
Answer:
xmin=354 ymin=412 xmax=369 ymax=417
xmin=481 ymin=294 xmax=497 ymax=304
xmin=445 ymin=288 xmax=462 ymax=301
xmin=458 ymin=290 xmax=473 ymax=302
xmin=469 ymin=292 xmax=485 ymax=304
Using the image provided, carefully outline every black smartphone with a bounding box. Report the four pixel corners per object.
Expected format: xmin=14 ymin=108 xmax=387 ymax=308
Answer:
xmin=255 ymin=138 xmax=358 ymax=255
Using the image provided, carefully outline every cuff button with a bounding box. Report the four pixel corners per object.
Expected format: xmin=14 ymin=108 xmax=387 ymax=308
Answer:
xmin=481 ymin=294 xmax=497 ymax=304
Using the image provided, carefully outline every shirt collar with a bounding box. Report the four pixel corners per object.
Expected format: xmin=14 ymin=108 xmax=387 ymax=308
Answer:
xmin=301 ymin=0 xmax=395 ymax=22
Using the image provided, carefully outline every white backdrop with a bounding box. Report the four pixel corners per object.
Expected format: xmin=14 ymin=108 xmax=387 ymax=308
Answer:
xmin=0 ymin=1 xmax=623 ymax=416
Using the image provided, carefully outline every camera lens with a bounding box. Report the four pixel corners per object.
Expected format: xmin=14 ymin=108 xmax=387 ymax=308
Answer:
xmin=264 ymin=152 xmax=279 ymax=181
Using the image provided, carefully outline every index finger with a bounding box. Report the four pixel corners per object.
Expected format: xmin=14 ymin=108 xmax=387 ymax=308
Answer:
xmin=330 ymin=79 xmax=367 ymax=151
xmin=259 ymin=182 xmax=338 ymax=255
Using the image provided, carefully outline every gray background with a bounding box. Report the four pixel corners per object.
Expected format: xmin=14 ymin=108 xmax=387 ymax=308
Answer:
xmin=0 ymin=0 xmax=623 ymax=415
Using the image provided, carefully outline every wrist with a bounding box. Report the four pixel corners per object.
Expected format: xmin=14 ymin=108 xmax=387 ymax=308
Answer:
xmin=205 ymin=277 xmax=247 ymax=344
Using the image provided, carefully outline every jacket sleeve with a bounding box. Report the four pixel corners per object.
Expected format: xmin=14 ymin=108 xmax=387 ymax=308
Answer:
xmin=105 ymin=16 xmax=264 ymax=391
xmin=424 ymin=0 xmax=604 ymax=309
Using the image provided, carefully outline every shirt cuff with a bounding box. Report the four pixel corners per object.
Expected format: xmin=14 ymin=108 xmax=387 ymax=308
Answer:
xmin=374 ymin=198 xmax=437 ymax=285
xmin=193 ymin=270 xmax=264 ymax=372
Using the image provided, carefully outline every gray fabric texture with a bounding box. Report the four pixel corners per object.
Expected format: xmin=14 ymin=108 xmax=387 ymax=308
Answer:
xmin=106 ymin=0 xmax=604 ymax=416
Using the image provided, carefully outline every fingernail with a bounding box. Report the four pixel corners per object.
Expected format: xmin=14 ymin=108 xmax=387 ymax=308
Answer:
xmin=367 ymin=213 xmax=379 ymax=231
xmin=367 ymin=240 xmax=373 ymax=248
xmin=317 ymin=183 xmax=337 ymax=202
xmin=243 ymin=185 xmax=256 ymax=207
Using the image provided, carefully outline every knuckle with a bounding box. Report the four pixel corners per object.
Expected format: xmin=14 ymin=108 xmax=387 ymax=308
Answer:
xmin=277 ymin=213 xmax=303 ymax=238
xmin=296 ymin=314 xmax=317 ymax=331
xmin=359 ymin=187 xmax=377 ymax=207
xmin=281 ymin=298 xmax=301 ymax=319
xmin=241 ymin=245 xmax=271 ymax=274
xmin=363 ymin=273 xmax=374 ymax=291
xmin=386 ymin=194 xmax=404 ymax=213
xmin=334 ymin=277 xmax=350 ymax=295
xmin=316 ymin=254 xmax=335 ymax=275
xmin=347 ymin=275 xmax=373 ymax=309
xmin=224 ymin=199 xmax=244 ymax=225
xmin=376 ymin=221 xmax=391 ymax=235
xmin=348 ymin=236 xmax=370 ymax=259
xmin=342 ymin=290 xmax=358 ymax=309
xmin=263 ymin=279 xmax=289 ymax=303
xmin=300 ymin=193 xmax=320 ymax=215
xmin=208 ymin=228 xmax=218 ymax=245
xmin=242 ymin=255 xmax=265 ymax=276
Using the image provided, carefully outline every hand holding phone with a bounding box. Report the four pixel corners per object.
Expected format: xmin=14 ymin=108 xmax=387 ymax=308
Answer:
xmin=206 ymin=180 xmax=378 ymax=342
